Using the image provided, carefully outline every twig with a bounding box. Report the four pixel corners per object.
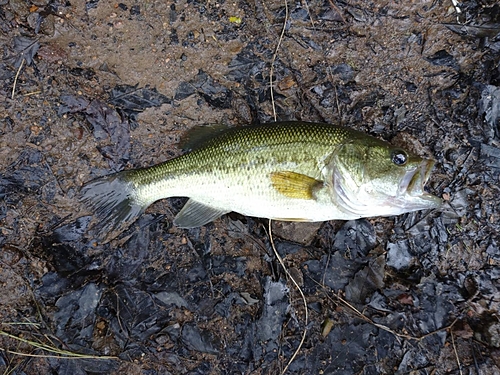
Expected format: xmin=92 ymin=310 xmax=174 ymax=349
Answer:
xmin=451 ymin=330 xmax=463 ymax=375
xmin=302 ymin=0 xmax=315 ymax=28
xmin=327 ymin=0 xmax=347 ymax=24
xmin=268 ymin=220 xmax=308 ymax=375
xmin=23 ymin=91 xmax=42 ymax=97
xmin=11 ymin=58 xmax=25 ymax=99
xmin=270 ymin=0 xmax=289 ymax=122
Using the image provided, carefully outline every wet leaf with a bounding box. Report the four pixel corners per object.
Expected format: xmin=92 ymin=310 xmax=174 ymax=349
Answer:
xmin=312 ymin=323 xmax=394 ymax=373
xmin=424 ymin=50 xmax=459 ymax=70
xmin=227 ymin=47 xmax=266 ymax=82
xmin=345 ymin=254 xmax=385 ymax=304
xmin=0 ymin=149 xmax=57 ymax=204
xmin=257 ymin=278 xmax=289 ymax=342
xmin=56 ymin=357 xmax=117 ymax=375
xmin=386 ymin=240 xmax=415 ymax=271
xmin=444 ymin=23 xmax=500 ymax=39
xmin=58 ymin=95 xmax=90 ymax=114
xmin=333 ymin=219 xmax=377 ymax=257
xmin=444 ymin=4 xmax=500 ymax=40
xmin=304 ymin=251 xmax=362 ymax=291
xmin=480 ymin=85 xmax=500 ymax=140
xmin=174 ymin=81 xmax=196 ymax=100
xmin=54 ymin=283 xmax=102 ymax=339
xmin=175 ymin=70 xmax=232 ymax=109
xmin=98 ymin=284 xmax=173 ymax=349
xmin=109 ymin=84 xmax=171 ymax=112
xmin=181 ymin=324 xmax=219 ymax=354
xmin=85 ymin=100 xmax=131 ymax=170
xmin=8 ymin=36 xmax=40 ymax=68
xmin=330 ymin=63 xmax=355 ymax=82
xmin=59 ymin=96 xmax=130 ymax=170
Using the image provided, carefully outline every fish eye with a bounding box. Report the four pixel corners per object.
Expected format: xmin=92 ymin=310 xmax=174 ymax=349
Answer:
xmin=391 ymin=149 xmax=408 ymax=166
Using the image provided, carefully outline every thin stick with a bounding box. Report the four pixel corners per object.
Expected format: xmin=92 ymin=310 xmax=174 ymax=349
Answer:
xmin=270 ymin=0 xmax=289 ymax=122
xmin=23 ymin=91 xmax=42 ymax=97
xmin=302 ymin=0 xmax=315 ymax=28
xmin=451 ymin=330 xmax=463 ymax=375
xmin=268 ymin=220 xmax=308 ymax=375
xmin=327 ymin=0 xmax=347 ymax=24
xmin=11 ymin=58 xmax=25 ymax=99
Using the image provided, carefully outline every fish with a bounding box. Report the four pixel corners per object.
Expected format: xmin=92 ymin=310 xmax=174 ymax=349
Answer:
xmin=80 ymin=121 xmax=442 ymax=240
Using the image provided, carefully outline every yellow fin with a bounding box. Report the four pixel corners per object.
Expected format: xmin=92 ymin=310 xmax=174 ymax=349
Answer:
xmin=270 ymin=171 xmax=322 ymax=200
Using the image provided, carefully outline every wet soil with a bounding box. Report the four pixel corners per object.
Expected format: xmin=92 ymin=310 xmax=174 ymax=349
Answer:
xmin=1 ymin=0 xmax=500 ymax=374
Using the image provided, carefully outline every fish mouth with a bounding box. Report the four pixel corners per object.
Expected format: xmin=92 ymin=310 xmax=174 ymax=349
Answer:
xmin=399 ymin=159 xmax=442 ymax=209
xmin=332 ymin=156 xmax=442 ymax=218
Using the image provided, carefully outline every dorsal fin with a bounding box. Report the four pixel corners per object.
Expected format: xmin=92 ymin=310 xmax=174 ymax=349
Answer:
xmin=179 ymin=123 xmax=232 ymax=151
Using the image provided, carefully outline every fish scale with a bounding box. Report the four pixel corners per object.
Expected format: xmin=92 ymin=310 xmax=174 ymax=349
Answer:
xmin=131 ymin=123 xmax=347 ymax=206
xmin=80 ymin=121 xmax=441 ymax=241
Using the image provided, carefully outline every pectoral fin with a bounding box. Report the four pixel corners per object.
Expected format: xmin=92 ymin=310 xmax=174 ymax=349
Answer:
xmin=174 ymin=199 xmax=229 ymax=228
xmin=270 ymin=171 xmax=323 ymax=200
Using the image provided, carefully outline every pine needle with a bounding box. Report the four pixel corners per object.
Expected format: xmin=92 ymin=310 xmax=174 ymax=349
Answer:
xmin=268 ymin=220 xmax=308 ymax=375
xmin=270 ymin=0 xmax=289 ymax=122
xmin=451 ymin=330 xmax=463 ymax=375
xmin=0 ymin=330 xmax=118 ymax=360
xmin=11 ymin=58 xmax=25 ymax=99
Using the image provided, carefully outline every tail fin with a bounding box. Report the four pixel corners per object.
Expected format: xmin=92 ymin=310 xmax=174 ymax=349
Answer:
xmin=80 ymin=171 xmax=145 ymax=242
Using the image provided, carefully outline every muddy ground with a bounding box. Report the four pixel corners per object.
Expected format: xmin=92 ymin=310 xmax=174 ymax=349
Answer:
xmin=1 ymin=0 xmax=500 ymax=374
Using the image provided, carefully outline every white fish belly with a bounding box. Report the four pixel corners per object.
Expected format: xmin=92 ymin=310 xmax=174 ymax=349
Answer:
xmin=136 ymin=172 xmax=356 ymax=222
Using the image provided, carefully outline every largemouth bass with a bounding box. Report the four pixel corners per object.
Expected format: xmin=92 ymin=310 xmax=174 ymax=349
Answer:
xmin=81 ymin=121 xmax=442 ymax=238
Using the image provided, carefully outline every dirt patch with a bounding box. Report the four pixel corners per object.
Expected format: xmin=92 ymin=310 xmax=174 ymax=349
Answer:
xmin=1 ymin=0 xmax=500 ymax=374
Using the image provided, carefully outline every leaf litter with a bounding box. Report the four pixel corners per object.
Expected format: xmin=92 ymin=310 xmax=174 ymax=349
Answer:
xmin=0 ymin=0 xmax=500 ymax=374
xmin=8 ymin=36 xmax=40 ymax=68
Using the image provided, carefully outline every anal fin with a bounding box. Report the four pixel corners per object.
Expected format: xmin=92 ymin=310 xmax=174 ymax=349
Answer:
xmin=174 ymin=199 xmax=229 ymax=228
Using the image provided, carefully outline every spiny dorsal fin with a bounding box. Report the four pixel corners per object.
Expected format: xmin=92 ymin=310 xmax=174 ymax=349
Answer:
xmin=179 ymin=123 xmax=232 ymax=151
xmin=269 ymin=171 xmax=323 ymax=200
xmin=174 ymin=199 xmax=230 ymax=228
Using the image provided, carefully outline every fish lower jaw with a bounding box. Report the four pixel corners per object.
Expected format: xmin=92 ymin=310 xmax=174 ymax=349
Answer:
xmin=380 ymin=193 xmax=442 ymax=215
xmin=405 ymin=193 xmax=442 ymax=210
xmin=333 ymin=190 xmax=442 ymax=219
